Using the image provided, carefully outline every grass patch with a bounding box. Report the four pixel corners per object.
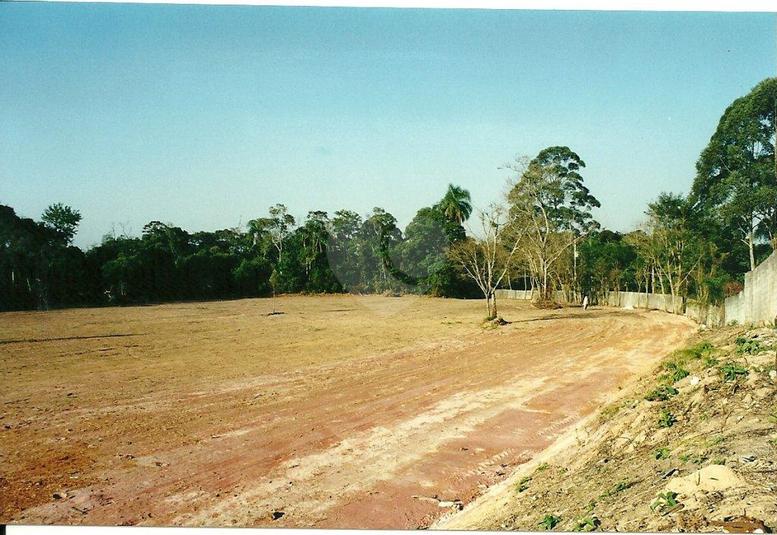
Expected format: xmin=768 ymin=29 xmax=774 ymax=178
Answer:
xmin=535 ymin=462 xmax=549 ymax=472
xmin=516 ymin=476 xmax=532 ymax=493
xmin=654 ymin=447 xmax=670 ymax=460
xmin=679 ymin=452 xmax=707 ymax=465
xmin=674 ymin=340 xmax=715 ymax=361
xmin=599 ymin=403 xmax=620 ymax=421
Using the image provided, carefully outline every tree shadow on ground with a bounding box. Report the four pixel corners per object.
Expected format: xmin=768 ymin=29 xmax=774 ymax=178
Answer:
xmin=0 ymin=333 xmax=145 ymax=345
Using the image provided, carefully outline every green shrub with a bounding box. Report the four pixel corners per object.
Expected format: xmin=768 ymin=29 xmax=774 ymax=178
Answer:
xmin=651 ymin=491 xmax=679 ymax=511
xmin=663 ymin=361 xmax=690 ymax=382
xmin=654 ymin=447 xmax=670 ymax=460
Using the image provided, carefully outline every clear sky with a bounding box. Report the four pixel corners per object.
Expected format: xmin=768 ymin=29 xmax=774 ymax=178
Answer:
xmin=1 ymin=4 xmax=775 ymax=248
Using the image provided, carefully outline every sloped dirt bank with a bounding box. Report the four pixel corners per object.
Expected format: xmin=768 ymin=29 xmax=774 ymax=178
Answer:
xmin=435 ymin=325 xmax=777 ymax=532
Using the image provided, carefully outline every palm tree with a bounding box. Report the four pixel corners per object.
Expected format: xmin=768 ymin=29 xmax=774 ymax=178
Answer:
xmin=435 ymin=184 xmax=473 ymax=224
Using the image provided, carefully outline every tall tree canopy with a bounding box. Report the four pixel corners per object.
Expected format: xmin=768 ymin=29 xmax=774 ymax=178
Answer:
xmin=434 ymin=184 xmax=473 ymax=224
xmin=692 ymin=77 xmax=777 ymax=269
xmin=41 ymin=203 xmax=82 ymax=246
xmin=505 ymin=146 xmax=601 ymax=301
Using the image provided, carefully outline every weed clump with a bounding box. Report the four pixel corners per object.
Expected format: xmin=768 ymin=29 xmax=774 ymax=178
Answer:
xmin=573 ymin=515 xmax=601 ymax=532
xmin=650 ymin=491 xmax=680 ymax=512
xmin=538 ymin=514 xmax=561 ymax=530
xmin=735 ymin=336 xmax=763 ymax=355
xmin=661 ymin=361 xmax=690 ymax=383
xmin=600 ymin=480 xmax=636 ymax=499
xmin=644 ymin=385 xmax=679 ymax=402
xmin=658 ymin=410 xmax=676 ymax=428
xmin=719 ymin=361 xmax=749 ymax=382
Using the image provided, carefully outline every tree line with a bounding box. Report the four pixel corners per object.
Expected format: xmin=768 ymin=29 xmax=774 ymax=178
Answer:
xmin=0 ymin=187 xmax=481 ymax=311
xmin=1 ymin=78 xmax=774 ymax=315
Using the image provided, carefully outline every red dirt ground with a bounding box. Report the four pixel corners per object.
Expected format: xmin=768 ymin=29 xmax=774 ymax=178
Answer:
xmin=0 ymin=295 xmax=695 ymax=528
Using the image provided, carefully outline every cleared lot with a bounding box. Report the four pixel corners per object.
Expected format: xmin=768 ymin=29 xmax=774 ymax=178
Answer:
xmin=0 ymin=295 xmax=694 ymax=527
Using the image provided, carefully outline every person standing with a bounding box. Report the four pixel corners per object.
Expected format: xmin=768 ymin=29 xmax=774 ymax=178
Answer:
xmin=582 ymin=295 xmax=589 ymax=310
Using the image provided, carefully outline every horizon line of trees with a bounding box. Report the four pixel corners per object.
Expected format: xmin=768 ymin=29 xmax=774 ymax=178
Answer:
xmin=2 ymin=78 xmax=775 ymax=316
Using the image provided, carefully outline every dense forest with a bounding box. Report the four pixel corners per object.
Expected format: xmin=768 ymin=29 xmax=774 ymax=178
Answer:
xmin=1 ymin=78 xmax=775 ymax=313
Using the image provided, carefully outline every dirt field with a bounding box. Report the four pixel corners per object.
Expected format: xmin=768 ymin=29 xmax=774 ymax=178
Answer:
xmin=0 ymin=295 xmax=695 ymax=528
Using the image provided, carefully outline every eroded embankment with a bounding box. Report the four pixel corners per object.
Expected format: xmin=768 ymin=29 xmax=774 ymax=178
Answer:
xmin=435 ymin=326 xmax=777 ymax=533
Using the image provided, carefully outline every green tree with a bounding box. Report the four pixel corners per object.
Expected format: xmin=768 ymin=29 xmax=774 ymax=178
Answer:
xmin=505 ymin=147 xmax=601 ymax=302
xmin=41 ymin=203 xmax=82 ymax=246
xmin=434 ymin=184 xmax=473 ymax=224
xmin=627 ymin=193 xmax=719 ymax=309
xmin=692 ymin=77 xmax=777 ymax=270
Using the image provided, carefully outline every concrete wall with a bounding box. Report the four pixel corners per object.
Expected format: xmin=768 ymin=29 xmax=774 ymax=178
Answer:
xmin=494 ymin=289 xmax=571 ymax=302
xmin=606 ymin=291 xmax=685 ymax=315
xmin=685 ymin=300 xmax=725 ymax=328
xmin=494 ymin=289 xmax=534 ymax=301
xmin=724 ymin=249 xmax=777 ymax=326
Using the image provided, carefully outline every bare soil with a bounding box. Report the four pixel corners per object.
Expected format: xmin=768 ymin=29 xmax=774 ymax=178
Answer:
xmin=0 ymin=295 xmax=694 ymax=528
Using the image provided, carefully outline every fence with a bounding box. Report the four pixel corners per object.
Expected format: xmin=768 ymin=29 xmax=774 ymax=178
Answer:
xmin=496 ymin=250 xmax=776 ymax=327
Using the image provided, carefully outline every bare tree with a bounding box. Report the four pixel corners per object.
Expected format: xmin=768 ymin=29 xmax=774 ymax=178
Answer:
xmin=449 ymin=204 xmax=523 ymax=319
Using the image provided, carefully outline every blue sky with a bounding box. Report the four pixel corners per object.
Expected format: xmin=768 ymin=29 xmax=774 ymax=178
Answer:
xmin=1 ymin=4 xmax=775 ymax=248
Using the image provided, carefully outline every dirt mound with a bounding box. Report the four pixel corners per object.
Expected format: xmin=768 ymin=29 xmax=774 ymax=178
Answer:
xmin=437 ymin=326 xmax=777 ymax=532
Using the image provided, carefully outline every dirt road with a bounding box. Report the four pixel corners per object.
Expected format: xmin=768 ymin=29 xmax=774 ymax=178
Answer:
xmin=0 ymin=295 xmax=695 ymax=527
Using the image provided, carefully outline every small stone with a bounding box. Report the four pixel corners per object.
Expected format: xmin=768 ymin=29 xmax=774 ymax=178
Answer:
xmin=769 ymin=370 xmax=776 ymax=381
xmin=740 ymin=454 xmax=756 ymax=463
xmin=52 ymin=492 xmax=66 ymax=500
xmin=271 ymin=511 xmax=285 ymax=520
xmin=689 ymin=376 xmax=700 ymax=386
